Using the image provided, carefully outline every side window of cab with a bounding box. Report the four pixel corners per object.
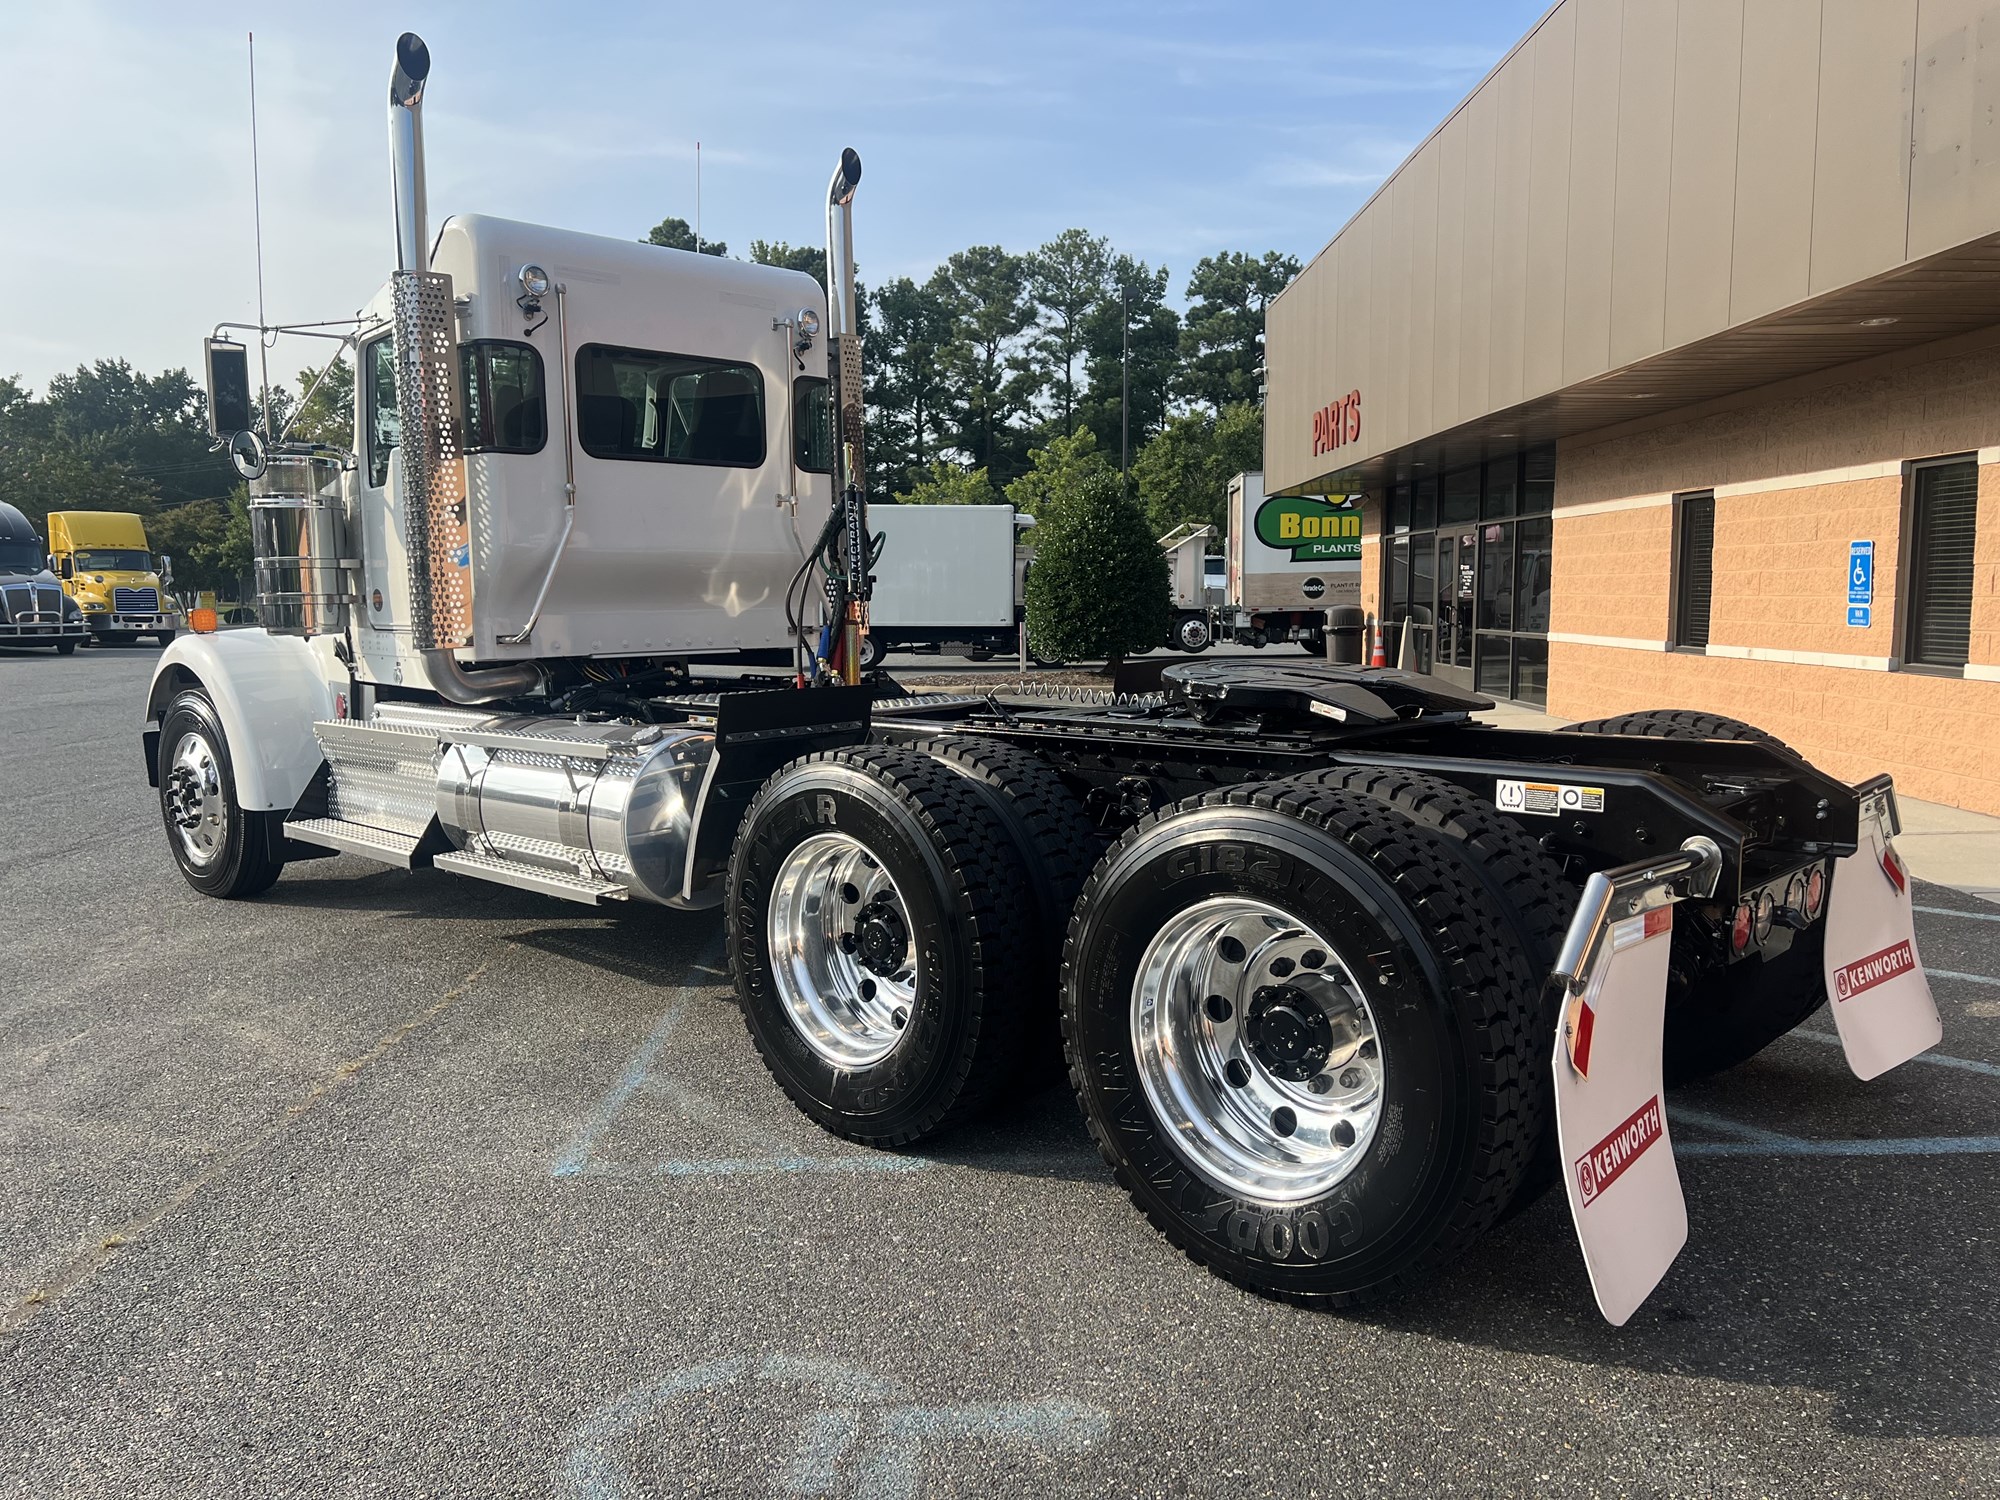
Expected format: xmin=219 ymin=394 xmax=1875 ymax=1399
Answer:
xmin=365 ymin=337 xmax=399 ymax=488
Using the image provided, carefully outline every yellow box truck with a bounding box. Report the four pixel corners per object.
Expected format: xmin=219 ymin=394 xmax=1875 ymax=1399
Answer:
xmin=46 ymin=511 xmax=179 ymax=645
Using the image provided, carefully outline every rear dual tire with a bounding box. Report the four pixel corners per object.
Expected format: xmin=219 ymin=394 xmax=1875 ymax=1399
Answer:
xmin=1563 ymin=707 xmax=1825 ymax=1082
xmin=1062 ymin=779 xmax=1547 ymax=1306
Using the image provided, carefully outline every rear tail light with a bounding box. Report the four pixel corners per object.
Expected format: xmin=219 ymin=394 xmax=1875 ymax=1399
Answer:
xmin=1731 ymin=900 xmax=1755 ymax=955
xmin=1804 ymin=866 xmax=1826 ymax=921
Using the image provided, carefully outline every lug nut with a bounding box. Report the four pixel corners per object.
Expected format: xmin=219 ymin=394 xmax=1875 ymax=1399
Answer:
xmin=1340 ymin=1068 xmax=1362 ymax=1089
xmin=1204 ymin=994 xmax=1233 ymax=1023
xmin=1224 ymin=1058 xmax=1252 ymax=1088
xmin=1300 ymin=948 xmax=1326 ymax=970
xmin=1269 ymin=956 xmax=1296 ymax=978
xmin=1307 ymin=1075 xmax=1334 ymax=1095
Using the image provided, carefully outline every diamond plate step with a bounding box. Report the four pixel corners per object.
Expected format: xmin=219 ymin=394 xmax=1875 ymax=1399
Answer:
xmin=284 ymin=817 xmax=427 ymax=868
xmin=432 ymin=849 xmax=628 ymax=905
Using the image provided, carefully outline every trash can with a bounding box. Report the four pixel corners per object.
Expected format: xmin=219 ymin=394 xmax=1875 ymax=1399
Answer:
xmin=1327 ymin=605 xmax=1365 ymax=665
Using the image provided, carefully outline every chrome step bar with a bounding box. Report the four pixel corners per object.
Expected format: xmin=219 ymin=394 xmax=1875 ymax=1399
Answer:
xmin=284 ymin=816 xmax=428 ymax=868
xmin=433 ymin=848 xmax=628 ymax=904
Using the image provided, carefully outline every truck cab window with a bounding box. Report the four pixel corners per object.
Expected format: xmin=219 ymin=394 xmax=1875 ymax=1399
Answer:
xmin=794 ymin=376 xmax=834 ymax=474
xmin=575 ymin=345 xmax=766 ymax=467
xmin=462 ymin=341 xmax=547 ymax=454
xmin=74 ymin=550 xmax=150 ymax=572
xmin=365 ymin=337 xmax=400 ymax=488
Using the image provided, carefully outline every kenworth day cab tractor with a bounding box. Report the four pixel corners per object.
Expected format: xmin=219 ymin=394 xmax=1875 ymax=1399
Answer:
xmin=146 ymin=34 xmax=1944 ymax=1325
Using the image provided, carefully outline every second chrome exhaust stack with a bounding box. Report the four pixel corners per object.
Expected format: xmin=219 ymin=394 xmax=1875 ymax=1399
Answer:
xmin=385 ymin=32 xmax=542 ymax=704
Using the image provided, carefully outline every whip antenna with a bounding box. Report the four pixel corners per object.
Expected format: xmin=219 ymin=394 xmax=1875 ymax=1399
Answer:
xmin=248 ymin=32 xmax=273 ymax=438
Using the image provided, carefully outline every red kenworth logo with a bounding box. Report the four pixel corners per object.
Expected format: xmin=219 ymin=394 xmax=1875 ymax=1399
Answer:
xmin=1575 ymin=1095 xmax=1665 ymax=1207
xmin=1311 ymin=390 xmax=1362 ymax=457
xmin=1832 ymin=940 xmax=1917 ymax=1002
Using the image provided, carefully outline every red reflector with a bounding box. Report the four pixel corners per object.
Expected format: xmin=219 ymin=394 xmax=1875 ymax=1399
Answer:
xmin=1805 ymin=866 xmax=1826 ymax=920
xmin=1731 ymin=901 xmax=1754 ymax=955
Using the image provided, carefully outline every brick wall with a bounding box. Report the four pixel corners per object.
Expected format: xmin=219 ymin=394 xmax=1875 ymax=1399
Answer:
xmin=1547 ymin=337 xmax=2000 ymax=814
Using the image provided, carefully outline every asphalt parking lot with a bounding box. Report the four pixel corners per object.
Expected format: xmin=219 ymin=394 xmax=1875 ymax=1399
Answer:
xmin=3 ymin=644 xmax=1998 ymax=1498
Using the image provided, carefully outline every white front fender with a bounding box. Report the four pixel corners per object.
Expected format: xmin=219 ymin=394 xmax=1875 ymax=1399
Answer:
xmin=145 ymin=630 xmax=337 ymax=812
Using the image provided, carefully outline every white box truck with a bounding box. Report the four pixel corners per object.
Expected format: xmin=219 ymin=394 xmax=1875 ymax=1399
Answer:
xmin=857 ymin=504 xmax=1031 ymax=666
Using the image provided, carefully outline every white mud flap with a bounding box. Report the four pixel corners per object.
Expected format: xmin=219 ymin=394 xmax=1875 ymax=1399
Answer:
xmin=1549 ymin=840 xmax=1718 ymax=1326
xmin=1823 ymin=783 xmax=1942 ymax=1081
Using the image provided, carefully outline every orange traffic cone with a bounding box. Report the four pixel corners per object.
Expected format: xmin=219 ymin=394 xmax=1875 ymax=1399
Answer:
xmin=1370 ymin=621 xmax=1387 ymax=668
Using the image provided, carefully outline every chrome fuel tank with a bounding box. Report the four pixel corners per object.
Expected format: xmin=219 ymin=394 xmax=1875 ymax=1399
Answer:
xmin=430 ymin=715 xmax=716 ymax=907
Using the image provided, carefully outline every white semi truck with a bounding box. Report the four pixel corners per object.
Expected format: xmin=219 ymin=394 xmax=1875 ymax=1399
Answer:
xmin=145 ymin=33 xmax=1945 ymax=1325
xmin=855 ymin=504 xmax=1034 ymax=667
xmin=1161 ymin=473 xmax=1363 ymax=654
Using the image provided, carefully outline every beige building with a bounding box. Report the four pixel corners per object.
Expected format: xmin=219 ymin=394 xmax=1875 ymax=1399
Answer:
xmin=1266 ymin=0 xmax=2000 ymax=814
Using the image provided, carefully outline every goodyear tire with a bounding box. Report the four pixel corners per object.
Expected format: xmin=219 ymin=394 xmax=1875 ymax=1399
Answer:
xmin=1292 ymin=766 xmax=1574 ymax=1215
xmin=157 ymin=688 xmax=283 ymax=899
xmin=727 ymin=745 xmax=1037 ymax=1146
xmin=1562 ymin=707 xmax=1824 ymax=1082
xmin=1062 ymin=777 xmax=1542 ymax=1306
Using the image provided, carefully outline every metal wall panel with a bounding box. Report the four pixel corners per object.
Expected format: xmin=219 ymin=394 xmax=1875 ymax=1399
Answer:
xmin=1811 ymin=0 xmax=1917 ymax=293
xmin=1489 ymin=55 xmax=1536 ymax=411
xmin=1406 ymin=146 xmax=1442 ymax=441
xmin=1565 ymin=0 xmax=1624 ymax=383
xmin=1460 ymin=85 xmax=1500 ymax=423
xmin=1383 ymin=171 xmax=1415 ymax=448
xmin=1526 ymin=4 xmax=1578 ymax=397
xmin=1608 ymin=0 xmax=1678 ymax=366
xmin=1432 ymin=115 xmax=1469 ymax=433
xmin=1729 ymin=0 xmax=1822 ymax=323
xmin=1664 ymin=0 xmax=1745 ymax=348
xmin=1911 ymin=1 xmax=2000 ymax=257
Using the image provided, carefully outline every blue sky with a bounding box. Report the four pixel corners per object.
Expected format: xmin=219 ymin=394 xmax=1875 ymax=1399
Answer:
xmin=2 ymin=0 xmax=1548 ymax=394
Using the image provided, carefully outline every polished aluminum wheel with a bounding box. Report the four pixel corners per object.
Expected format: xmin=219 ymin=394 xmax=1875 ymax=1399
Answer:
xmin=768 ymin=832 xmax=920 ymax=1068
xmin=164 ymin=729 xmax=227 ymax=869
xmin=1131 ymin=896 xmax=1383 ymax=1202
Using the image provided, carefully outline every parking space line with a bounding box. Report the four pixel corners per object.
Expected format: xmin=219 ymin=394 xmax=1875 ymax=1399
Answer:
xmin=1787 ymin=1027 xmax=2000 ymax=1079
xmin=1927 ymin=968 xmax=2000 ymax=988
xmin=1672 ymin=1104 xmax=2000 ymax=1158
xmin=1916 ymin=904 xmax=2000 ymax=923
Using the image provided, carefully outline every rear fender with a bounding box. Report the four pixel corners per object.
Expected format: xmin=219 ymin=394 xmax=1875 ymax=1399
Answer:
xmin=144 ymin=631 xmax=336 ymax=812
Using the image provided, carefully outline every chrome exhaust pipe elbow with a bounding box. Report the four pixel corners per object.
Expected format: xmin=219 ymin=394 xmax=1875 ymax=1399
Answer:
xmin=423 ymin=647 xmax=545 ymax=706
xmin=389 ymin=32 xmax=431 ymax=272
xmin=824 ymin=148 xmax=862 ymax=339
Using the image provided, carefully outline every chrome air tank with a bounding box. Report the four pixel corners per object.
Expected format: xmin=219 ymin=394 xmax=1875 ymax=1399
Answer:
xmin=430 ymin=716 xmax=716 ymax=907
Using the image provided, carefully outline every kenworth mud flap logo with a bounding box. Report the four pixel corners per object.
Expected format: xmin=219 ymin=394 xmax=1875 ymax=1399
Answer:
xmin=1575 ymin=1095 xmax=1665 ymax=1207
xmin=1832 ymin=940 xmax=1917 ymax=1002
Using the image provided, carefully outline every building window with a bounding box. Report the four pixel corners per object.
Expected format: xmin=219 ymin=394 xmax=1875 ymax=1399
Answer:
xmin=1904 ymin=458 xmax=1978 ymax=670
xmin=1673 ymin=492 xmax=1715 ymax=651
xmin=575 ymin=345 xmax=766 ymax=467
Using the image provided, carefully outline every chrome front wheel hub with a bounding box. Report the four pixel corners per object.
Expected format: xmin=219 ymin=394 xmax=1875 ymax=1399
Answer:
xmin=166 ymin=730 xmax=226 ymax=868
xmin=768 ymin=833 xmax=921 ymax=1069
xmin=1132 ymin=896 xmax=1383 ymax=1202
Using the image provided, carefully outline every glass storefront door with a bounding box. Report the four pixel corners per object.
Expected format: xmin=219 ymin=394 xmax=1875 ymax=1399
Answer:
xmin=1382 ymin=447 xmax=1553 ymax=705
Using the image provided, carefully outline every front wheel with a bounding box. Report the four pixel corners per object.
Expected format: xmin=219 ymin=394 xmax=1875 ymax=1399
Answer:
xmin=1063 ymin=778 xmax=1543 ymax=1306
xmin=55 ymin=640 xmax=78 ymax=656
xmin=155 ymin=629 xmax=176 ymax=647
xmin=1173 ymin=613 xmax=1212 ymax=653
xmin=855 ymin=633 xmax=886 ymax=671
xmin=157 ymin=689 xmax=283 ymax=899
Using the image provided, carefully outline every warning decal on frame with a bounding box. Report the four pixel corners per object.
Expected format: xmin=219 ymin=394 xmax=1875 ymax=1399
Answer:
xmin=1496 ymin=779 xmax=1606 ymax=817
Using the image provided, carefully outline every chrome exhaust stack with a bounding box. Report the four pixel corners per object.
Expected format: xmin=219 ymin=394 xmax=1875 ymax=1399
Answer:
xmin=823 ymin=148 xmax=864 ymax=493
xmin=385 ymin=32 xmax=541 ymax=704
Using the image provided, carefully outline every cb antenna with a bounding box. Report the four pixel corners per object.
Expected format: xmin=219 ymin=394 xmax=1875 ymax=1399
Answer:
xmin=248 ymin=31 xmax=273 ymax=439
